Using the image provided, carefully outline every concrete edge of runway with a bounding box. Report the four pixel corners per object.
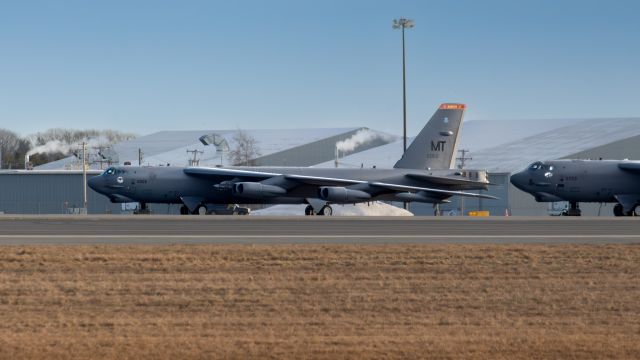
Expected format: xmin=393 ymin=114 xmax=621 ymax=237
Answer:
xmin=0 ymin=214 xmax=638 ymax=221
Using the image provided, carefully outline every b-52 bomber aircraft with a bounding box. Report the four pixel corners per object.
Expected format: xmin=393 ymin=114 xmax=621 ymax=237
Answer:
xmin=511 ymin=159 xmax=640 ymax=216
xmin=88 ymin=103 xmax=496 ymax=215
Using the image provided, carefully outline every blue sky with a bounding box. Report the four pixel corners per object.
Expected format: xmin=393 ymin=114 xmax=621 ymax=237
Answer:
xmin=1 ymin=0 xmax=638 ymax=136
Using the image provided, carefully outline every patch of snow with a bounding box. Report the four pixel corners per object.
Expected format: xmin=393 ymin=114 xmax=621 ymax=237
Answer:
xmin=250 ymin=202 xmax=413 ymax=216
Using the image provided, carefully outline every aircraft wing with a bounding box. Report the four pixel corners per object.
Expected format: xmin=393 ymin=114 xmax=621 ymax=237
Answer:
xmin=184 ymin=167 xmax=497 ymax=200
xmin=283 ymin=174 xmax=363 ymax=186
xmin=184 ymin=166 xmax=280 ymax=179
xmin=618 ymin=162 xmax=640 ymax=173
xmin=405 ymin=173 xmax=490 ymax=187
xmin=369 ymin=182 xmax=497 ymax=200
xmin=184 ymin=167 xmax=362 ymax=186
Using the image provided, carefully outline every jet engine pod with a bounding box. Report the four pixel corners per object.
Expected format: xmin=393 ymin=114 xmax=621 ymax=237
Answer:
xmin=233 ymin=182 xmax=286 ymax=199
xmin=318 ymin=187 xmax=371 ymax=203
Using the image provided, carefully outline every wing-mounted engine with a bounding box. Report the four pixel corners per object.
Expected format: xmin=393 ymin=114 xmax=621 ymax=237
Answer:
xmin=318 ymin=187 xmax=371 ymax=203
xmin=233 ymin=182 xmax=287 ymax=199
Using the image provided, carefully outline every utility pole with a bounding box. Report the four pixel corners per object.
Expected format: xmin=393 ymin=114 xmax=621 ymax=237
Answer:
xmin=456 ymin=149 xmax=472 ymax=170
xmin=456 ymin=149 xmax=473 ymax=216
xmin=82 ymin=142 xmax=88 ymax=213
xmin=186 ymin=149 xmax=204 ymax=166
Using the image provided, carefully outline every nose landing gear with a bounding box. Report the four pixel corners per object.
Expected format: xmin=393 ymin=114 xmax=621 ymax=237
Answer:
xmin=562 ymin=201 xmax=581 ymax=216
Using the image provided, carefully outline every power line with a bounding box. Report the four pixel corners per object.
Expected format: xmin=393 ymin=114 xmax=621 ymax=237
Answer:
xmin=186 ymin=149 xmax=204 ymax=166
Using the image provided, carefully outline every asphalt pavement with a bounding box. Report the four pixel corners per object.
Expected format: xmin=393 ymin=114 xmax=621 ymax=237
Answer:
xmin=0 ymin=215 xmax=638 ymax=245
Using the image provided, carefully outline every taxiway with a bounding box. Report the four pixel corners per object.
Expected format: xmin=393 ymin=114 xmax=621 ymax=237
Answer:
xmin=0 ymin=216 xmax=638 ymax=245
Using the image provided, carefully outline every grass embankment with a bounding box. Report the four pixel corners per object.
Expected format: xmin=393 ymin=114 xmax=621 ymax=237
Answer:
xmin=0 ymin=244 xmax=639 ymax=359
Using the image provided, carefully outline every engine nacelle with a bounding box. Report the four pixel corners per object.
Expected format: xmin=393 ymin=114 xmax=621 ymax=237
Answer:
xmin=394 ymin=192 xmax=448 ymax=204
xmin=233 ymin=182 xmax=286 ymax=199
xmin=318 ymin=187 xmax=371 ymax=203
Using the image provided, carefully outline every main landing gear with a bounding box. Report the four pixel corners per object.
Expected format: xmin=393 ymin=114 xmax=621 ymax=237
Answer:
xmin=305 ymin=204 xmax=333 ymax=216
xmin=179 ymin=204 xmax=207 ymax=215
xmin=613 ymin=203 xmax=638 ymax=217
xmin=180 ymin=204 xmax=251 ymax=215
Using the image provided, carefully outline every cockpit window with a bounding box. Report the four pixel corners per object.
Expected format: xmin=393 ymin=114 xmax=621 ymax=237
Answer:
xmin=528 ymin=162 xmax=543 ymax=171
xmin=104 ymin=167 xmax=116 ymax=176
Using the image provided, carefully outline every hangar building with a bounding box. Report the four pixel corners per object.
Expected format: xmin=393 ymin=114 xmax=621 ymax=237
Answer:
xmin=315 ymin=117 xmax=640 ymax=216
xmin=1 ymin=117 xmax=639 ymax=216
xmin=1 ymin=127 xmax=396 ymax=215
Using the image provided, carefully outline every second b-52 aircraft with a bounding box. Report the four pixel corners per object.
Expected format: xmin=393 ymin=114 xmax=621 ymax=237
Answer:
xmin=88 ymin=103 xmax=496 ymax=215
xmin=511 ymin=159 xmax=640 ymax=216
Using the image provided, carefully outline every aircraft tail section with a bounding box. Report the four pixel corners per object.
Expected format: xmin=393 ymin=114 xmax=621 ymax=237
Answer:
xmin=393 ymin=103 xmax=466 ymax=170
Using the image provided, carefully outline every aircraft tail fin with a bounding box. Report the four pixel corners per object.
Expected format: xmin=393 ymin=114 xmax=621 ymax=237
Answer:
xmin=393 ymin=103 xmax=466 ymax=170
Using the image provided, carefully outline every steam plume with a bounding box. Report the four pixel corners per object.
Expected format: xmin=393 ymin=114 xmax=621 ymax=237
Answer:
xmin=26 ymin=136 xmax=111 ymax=157
xmin=336 ymin=129 xmax=396 ymax=153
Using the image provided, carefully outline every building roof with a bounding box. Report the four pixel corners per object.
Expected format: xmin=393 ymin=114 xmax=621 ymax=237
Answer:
xmin=35 ymin=117 xmax=640 ymax=173
xmin=314 ymin=138 xmax=408 ymax=169
xmin=315 ymin=117 xmax=640 ymax=173
xmin=458 ymin=118 xmax=582 ymax=152
xmin=36 ymin=127 xmax=366 ymax=170
xmin=466 ymin=118 xmax=640 ymax=172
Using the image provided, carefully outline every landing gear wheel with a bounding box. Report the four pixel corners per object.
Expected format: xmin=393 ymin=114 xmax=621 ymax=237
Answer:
xmin=194 ymin=205 xmax=208 ymax=215
xmin=614 ymin=203 xmax=624 ymax=217
xmin=304 ymin=205 xmax=315 ymax=216
xmin=180 ymin=206 xmax=189 ymax=215
xmin=565 ymin=202 xmax=582 ymax=216
xmin=134 ymin=202 xmax=151 ymax=215
xmin=319 ymin=205 xmax=333 ymax=216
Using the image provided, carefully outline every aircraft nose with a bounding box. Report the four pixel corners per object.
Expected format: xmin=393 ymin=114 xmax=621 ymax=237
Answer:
xmin=510 ymin=171 xmax=528 ymax=191
xmin=87 ymin=176 xmax=102 ymax=192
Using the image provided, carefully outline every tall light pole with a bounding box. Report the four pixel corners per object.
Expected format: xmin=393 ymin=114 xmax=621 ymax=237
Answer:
xmin=392 ymin=17 xmax=414 ymax=153
xmin=82 ymin=141 xmax=87 ymax=213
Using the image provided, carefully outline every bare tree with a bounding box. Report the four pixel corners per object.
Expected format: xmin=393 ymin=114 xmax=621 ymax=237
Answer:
xmin=0 ymin=129 xmax=30 ymax=169
xmin=228 ymin=130 xmax=261 ymax=166
xmin=29 ymin=128 xmax=136 ymax=146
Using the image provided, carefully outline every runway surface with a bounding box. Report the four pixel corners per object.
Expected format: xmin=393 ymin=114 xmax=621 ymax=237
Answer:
xmin=0 ymin=215 xmax=638 ymax=244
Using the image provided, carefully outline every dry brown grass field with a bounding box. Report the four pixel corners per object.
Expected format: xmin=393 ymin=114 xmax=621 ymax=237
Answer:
xmin=0 ymin=244 xmax=639 ymax=359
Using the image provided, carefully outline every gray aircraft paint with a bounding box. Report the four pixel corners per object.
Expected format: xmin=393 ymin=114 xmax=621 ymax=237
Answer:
xmin=89 ymin=104 xmax=495 ymax=214
xmin=394 ymin=104 xmax=465 ymax=170
xmin=510 ymin=159 xmax=640 ymax=216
